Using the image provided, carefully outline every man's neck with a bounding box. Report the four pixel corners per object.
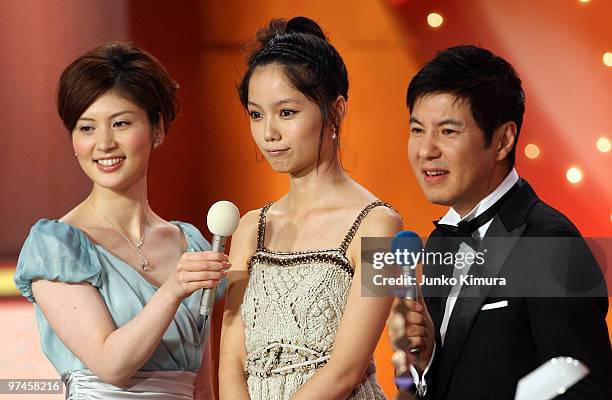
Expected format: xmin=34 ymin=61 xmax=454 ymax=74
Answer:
xmin=442 ymin=168 xmax=519 ymax=224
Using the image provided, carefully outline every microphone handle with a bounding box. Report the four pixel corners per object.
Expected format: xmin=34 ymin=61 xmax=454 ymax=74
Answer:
xmin=403 ymin=264 xmax=421 ymax=355
xmin=199 ymin=234 xmax=226 ymax=317
xmin=402 ymin=265 xmax=417 ymax=300
xmin=396 ymin=263 xmax=423 ymax=398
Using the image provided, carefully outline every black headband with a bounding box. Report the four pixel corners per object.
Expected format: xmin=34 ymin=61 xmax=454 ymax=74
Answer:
xmin=251 ymin=40 xmax=318 ymax=67
xmin=250 ymin=38 xmax=346 ymax=98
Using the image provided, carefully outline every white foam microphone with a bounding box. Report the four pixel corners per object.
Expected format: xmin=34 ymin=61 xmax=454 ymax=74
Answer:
xmin=199 ymin=201 xmax=240 ymax=321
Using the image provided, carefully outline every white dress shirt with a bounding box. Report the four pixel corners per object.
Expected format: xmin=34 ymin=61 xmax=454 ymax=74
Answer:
xmin=409 ymin=168 xmax=520 ymax=394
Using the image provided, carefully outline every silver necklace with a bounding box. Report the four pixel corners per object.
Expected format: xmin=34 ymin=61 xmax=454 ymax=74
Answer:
xmin=88 ymin=197 xmax=151 ymax=272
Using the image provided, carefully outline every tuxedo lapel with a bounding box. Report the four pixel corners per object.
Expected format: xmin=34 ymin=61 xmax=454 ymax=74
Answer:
xmin=423 ymin=231 xmax=455 ymax=334
xmin=433 ymin=180 xmax=539 ymax=399
xmin=434 ymin=218 xmax=525 ymax=398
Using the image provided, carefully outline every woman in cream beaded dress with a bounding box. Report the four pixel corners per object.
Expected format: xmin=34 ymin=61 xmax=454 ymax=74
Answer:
xmin=219 ymin=17 xmax=403 ymax=400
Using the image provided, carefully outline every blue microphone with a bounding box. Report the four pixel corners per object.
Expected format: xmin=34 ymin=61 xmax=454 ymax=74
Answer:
xmin=391 ymin=231 xmax=424 ymax=398
xmin=391 ymin=230 xmax=423 ymax=300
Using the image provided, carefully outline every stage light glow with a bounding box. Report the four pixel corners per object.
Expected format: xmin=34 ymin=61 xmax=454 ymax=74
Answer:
xmin=427 ymin=13 xmax=444 ymax=28
xmin=596 ymin=137 xmax=611 ymax=152
xmin=566 ymin=167 xmax=582 ymax=184
xmin=578 ymin=0 xmax=590 ymax=3
xmin=524 ymin=144 xmax=540 ymax=159
xmin=604 ymin=52 xmax=612 ymax=67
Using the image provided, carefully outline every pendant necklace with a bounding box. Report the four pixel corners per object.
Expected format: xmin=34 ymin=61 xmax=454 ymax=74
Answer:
xmin=88 ymin=196 xmax=151 ymax=271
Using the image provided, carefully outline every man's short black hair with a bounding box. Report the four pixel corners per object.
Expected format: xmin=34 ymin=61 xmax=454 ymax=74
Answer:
xmin=407 ymin=45 xmax=525 ymax=165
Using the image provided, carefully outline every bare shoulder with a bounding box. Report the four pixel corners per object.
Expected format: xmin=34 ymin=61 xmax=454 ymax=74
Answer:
xmin=358 ymin=204 xmax=404 ymax=237
xmin=233 ymin=209 xmax=261 ymax=241
xmin=342 ymin=179 xmax=403 ymax=235
xmin=344 ymin=204 xmax=402 ymax=267
xmin=227 ymin=209 xmax=262 ymax=271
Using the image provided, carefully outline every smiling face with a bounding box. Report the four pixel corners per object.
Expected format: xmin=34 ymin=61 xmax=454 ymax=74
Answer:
xmin=408 ymin=93 xmax=503 ymax=216
xmin=72 ymin=90 xmax=162 ymax=192
xmin=246 ymin=63 xmax=331 ymax=176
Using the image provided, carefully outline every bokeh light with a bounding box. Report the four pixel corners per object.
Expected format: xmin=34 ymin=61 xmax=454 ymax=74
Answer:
xmin=427 ymin=13 xmax=444 ymax=28
xmin=596 ymin=137 xmax=611 ymax=152
xmin=524 ymin=144 xmax=540 ymax=159
xmin=566 ymin=167 xmax=583 ymax=184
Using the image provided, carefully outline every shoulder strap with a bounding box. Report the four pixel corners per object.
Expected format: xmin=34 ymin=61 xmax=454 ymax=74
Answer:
xmin=256 ymin=202 xmax=275 ymax=251
xmin=339 ymin=201 xmax=394 ymax=254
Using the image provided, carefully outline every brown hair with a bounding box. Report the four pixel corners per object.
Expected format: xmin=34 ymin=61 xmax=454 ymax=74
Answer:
xmin=57 ymin=41 xmax=179 ymax=135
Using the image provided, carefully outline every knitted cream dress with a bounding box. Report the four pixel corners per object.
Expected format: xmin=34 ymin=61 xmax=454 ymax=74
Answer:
xmin=241 ymin=201 xmax=391 ymax=400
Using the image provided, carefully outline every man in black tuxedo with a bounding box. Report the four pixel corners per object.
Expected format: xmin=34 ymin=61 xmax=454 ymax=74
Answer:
xmin=390 ymin=45 xmax=610 ymax=399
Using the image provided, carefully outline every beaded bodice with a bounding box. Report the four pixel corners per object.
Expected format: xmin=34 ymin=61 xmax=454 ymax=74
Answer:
xmin=241 ymin=201 xmax=391 ymax=380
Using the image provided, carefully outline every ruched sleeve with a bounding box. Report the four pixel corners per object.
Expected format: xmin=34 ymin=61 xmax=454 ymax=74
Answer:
xmin=14 ymin=219 xmax=104 ymax=302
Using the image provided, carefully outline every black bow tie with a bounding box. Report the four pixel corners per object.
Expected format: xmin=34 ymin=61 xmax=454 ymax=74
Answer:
xmin=434 ymin=182 xmax=519 ymax=242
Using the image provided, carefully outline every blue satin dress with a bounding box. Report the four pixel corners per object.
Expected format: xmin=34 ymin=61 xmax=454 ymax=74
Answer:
xmin=14 ymin=219 xmax=225 ymax=399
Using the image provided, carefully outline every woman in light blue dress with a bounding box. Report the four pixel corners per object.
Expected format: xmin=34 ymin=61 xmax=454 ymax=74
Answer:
xmin=14 ymin=42 xmax=227 ymax=399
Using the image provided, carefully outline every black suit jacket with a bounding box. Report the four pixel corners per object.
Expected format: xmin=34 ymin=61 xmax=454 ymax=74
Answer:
xmin=421 ymin=179 xmax=611 ymax=400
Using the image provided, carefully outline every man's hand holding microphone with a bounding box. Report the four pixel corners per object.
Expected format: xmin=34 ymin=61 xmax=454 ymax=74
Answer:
xmin=386 ymin=231 xmax=435 ymax=398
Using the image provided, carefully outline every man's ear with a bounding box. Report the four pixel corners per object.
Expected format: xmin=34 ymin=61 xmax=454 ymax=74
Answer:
xmin=495 ymin=121 xmax=517 ymax=162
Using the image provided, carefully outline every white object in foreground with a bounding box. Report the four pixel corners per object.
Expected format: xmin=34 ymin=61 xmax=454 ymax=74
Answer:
xmin=514 ymin=357 xmax=589 ymax=400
